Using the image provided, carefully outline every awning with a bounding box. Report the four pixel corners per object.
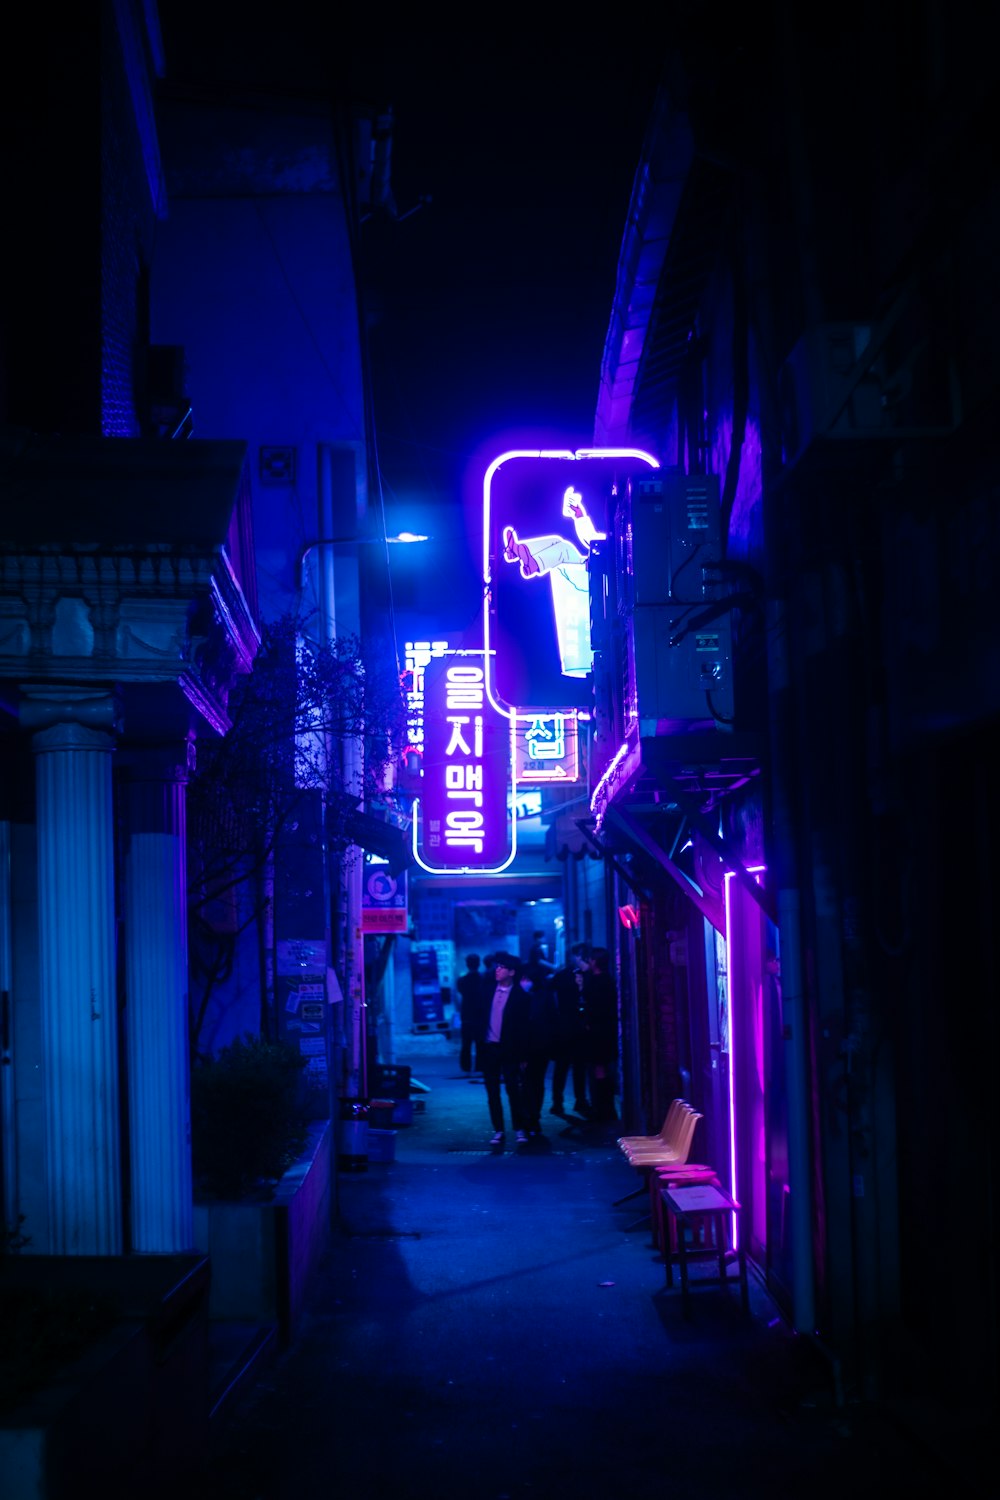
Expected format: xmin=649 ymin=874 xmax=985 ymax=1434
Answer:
xmin=586 ymin=727 xmax=774 ymax=929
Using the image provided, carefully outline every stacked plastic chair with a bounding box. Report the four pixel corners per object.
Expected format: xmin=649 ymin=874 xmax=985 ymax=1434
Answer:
xmin=614 ymin=1100 xmax=705 ymax=1231
xmin=617 ymin=1099 xmax=702 ymax=1170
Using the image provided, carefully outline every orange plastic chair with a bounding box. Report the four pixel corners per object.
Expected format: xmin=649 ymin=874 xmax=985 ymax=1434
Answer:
xmin=617 ymin=1097 xmax=688 ymax=1156
xmin=621 ymin=1106 xmax=701 ymax=1166
xmin=614 ymin=1107 xmax=702 ymax=1223
xmin=614 ymin=1099 xmax=694 ymax=1207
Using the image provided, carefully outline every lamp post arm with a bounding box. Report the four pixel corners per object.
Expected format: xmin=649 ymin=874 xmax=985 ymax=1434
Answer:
xmin=296 ymin=533 xmax=428 ymax=592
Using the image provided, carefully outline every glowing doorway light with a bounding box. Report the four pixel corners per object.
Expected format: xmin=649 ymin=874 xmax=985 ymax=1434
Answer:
xmin=723 ymin=865 xmax=766 ymax=1251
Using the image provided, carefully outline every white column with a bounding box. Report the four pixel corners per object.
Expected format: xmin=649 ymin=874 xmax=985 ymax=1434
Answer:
xmin=30 ymin=711 xmax=121 ymax=1254
xmin=122 ymin=745 xmax=194 ymax=1251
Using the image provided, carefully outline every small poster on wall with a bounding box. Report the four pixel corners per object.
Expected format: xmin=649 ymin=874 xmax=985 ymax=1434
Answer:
xmin=361 ymin=865 xmax=408 ymax=933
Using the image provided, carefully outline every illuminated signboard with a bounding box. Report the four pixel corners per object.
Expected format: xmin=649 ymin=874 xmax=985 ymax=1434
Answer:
xmin=412 ymin=650 xmax=515 ymax=873
xmin=361 ymin=863 xmax=408 ymax=934
xmin=514 ymin=711 xmax=579 ymax=783
xmin=483 ymin=448 xmax=658 ymax=713
xmin=402 ymin=637 xmax=450 ymax=779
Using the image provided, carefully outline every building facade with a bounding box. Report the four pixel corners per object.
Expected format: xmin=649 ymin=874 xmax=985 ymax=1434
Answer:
xmin=1 ymin=4 xmax=390 ymax=1258
xmin=588 ymin=4 xmax=996 ymax=1422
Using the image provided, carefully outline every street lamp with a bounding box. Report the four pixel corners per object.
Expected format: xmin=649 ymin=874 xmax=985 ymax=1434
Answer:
xmin=293 ymin=529 xmax=428 ymax=1127
xmin=295 ymin=532 xmax=428 ymax=592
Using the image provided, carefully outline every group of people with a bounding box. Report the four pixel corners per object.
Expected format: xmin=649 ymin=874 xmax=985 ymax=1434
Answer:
xmin=455 ymin=937 xmax=619 ymax=1147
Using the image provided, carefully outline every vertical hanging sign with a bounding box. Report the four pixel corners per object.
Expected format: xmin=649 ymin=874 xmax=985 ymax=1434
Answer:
xmin=413 ymin=651 xmax=515 ymax=873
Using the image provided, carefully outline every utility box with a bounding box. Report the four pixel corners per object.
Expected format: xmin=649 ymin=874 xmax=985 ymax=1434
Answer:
xmin=614 ymin=472 xmax=734 ymax=727
xmin=367 ymin=1128 xmax=397 ymax=1163
xmin=370 ymin=1062 xmax=411 ymax=1100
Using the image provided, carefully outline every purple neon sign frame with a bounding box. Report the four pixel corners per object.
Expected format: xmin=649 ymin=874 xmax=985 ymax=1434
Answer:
xmin=412 ymin=650 xmax=516 ymax=874
xmin=482 ymin=447 xmax=659 ymax=715
xmin=724 ymin=865 xmax=766 ymax=1251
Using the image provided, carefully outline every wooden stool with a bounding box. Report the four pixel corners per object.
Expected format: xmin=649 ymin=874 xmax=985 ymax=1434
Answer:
xmin=660 ymin=1183 xmax=749 ymax=1319
xmin=649 ymin=1164 xmax=720 ymax=1253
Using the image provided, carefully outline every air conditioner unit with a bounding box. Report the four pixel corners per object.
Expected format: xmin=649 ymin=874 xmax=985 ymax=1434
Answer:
xmin=615 ymin=473 xmax=734 ymax=728
xmin=778 ymin=322 xmax=888 ymax=466
xmin=779 ymin=307 xmax=962 ymax=469
xmin=623 ymin=472 xmax=721 ymax=610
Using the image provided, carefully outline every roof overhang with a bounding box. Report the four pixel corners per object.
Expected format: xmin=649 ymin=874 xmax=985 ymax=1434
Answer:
xmin=587 ymin=727 xmax=773 ymax=929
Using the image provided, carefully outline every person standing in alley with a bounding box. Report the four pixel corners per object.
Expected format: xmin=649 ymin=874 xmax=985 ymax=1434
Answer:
xmin=520 ymin=956 xmax=558 ymax=1138
xmin=480 ymin=953 xmax=531 ymax=1146
xmin=456 ymin=953 xmax=490 ymax=1076
xmin=550 ymin=943 xmax=590 ymax=1117
xmin=528 ymin=929 xmax=553 ymax=973
xmin=580 ymin=947 xmax=619 ymax=1123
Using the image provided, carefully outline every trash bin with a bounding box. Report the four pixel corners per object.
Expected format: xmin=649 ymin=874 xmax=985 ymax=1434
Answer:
xmin=338 ymin=1099 xmax=369 ymax=1172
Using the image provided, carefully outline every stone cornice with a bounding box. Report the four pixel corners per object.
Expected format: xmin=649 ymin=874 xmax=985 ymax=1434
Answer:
xmin=0 ymin=433 xmax=261 ymax=739
xmin=1 ymin=550 xmax=258 ymax=737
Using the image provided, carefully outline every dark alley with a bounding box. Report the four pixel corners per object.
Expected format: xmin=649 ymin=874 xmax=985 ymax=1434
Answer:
xmin=188 ymin=1037 xmax=979 ymax=1500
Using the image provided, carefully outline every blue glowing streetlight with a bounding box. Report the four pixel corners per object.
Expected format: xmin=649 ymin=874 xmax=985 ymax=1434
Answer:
xmin=295 ymin=532 xmax=428 ymax=592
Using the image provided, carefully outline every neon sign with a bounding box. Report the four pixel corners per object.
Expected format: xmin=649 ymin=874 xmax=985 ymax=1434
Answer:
xmin=483 ymin=448 xmax=658 ymax=712
xmin=515 ymin=711 xmax=579 ymax=782
xmin=501 ymin=486 xmax=605 ymax=679
xmin=724 ymin=864 xmax=766 ymax=1251
xmin=412 ymin=651 xmax=515 ymax=873
xmin=403 ymin=637 xmax=450 ymax=766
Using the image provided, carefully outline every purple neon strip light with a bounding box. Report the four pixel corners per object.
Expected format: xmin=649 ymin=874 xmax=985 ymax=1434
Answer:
xmin=724 ymin=866 xmax=766 ymax=1252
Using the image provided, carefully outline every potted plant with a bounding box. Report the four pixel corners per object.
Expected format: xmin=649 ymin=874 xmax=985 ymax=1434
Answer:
xmin=191 ymin=1032 xmax=315 ymax=1201
xmin=190 ymin=1034 xmax=333 ymax=1344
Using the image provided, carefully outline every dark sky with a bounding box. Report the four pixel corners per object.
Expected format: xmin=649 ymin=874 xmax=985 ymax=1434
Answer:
xmin=352 ymin=37 xmax=664 ymax=492
xmin=347 ymin=35 xmax=665 ymax=628
xmin=155 ymin=8 xmax=667 ymax=629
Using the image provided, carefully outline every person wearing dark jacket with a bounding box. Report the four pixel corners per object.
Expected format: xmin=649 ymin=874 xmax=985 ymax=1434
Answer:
xmin=549 ymin=943 xmax=590 ymax=1116
xmin=479 ymin=953 xmax=531 ymax=1146
xmin=519 ymin=959 xmax=559 ymax=1137
xmin=456 ymin=953 xmax=490 ymax=1075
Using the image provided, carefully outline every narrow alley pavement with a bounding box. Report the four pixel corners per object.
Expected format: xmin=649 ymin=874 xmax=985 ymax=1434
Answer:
xmin=186 ymin=1037 xmax=981 ymax=1500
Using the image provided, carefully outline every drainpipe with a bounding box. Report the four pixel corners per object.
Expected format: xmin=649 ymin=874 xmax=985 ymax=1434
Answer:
xmin=767 ymin=594 xmax=816 ymax=1337
xmin=315 ymin=446 xmax=368 ymax=1126
xmin=0 ymin=821 xmax=15 ymax=1237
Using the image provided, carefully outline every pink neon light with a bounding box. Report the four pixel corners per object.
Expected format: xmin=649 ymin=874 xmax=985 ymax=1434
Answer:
xmin=590 ymin=740 xmax=630 ymax=816
xmin=589 ymin=733 xmax=643 ymax=827
xmin=723 ymin=866 xmax=766 ymax=1252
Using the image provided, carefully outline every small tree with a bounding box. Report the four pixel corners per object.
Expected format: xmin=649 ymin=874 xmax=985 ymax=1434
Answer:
xmin=186 ymin=612 xmax=408 ymax=1055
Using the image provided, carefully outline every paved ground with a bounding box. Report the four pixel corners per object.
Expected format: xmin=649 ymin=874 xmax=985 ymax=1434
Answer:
xmin=186 ymin=1039 xmax=987 ymax=1500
